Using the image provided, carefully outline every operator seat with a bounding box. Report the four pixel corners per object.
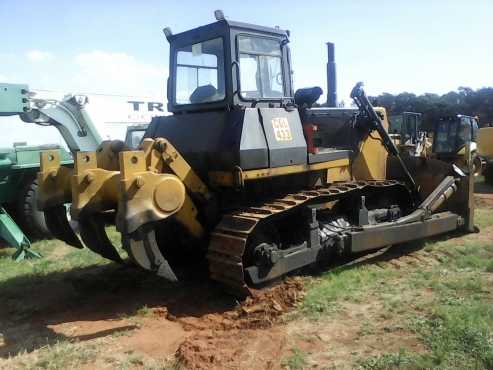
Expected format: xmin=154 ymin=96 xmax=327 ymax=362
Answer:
xmin=190 ymin=85 xmax=219 ymax=104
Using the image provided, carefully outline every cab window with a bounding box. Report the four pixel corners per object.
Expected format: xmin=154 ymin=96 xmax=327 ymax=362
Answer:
xmin=434 ymin=121 xmax=456 ymax=153
xmin=457 ymin=117 xmax=472 ymax=148
xmin=175 ymin=37 xmax=225 ymax=105
xmin=238 ymin=36 xmax=285 ymax=99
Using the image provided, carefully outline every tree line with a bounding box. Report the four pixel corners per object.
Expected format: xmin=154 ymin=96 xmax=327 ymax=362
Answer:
xmin=368 ymin=87 xmax=493 ymax=129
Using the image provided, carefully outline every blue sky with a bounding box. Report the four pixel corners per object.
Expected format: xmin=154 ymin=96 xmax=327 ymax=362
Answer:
xmin=1 ymin=0 xmax=492 ymax=104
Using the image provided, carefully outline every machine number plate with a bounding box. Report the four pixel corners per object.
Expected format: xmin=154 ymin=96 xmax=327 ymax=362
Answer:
xmin=272 ymin=117 xmax=293 ymax=141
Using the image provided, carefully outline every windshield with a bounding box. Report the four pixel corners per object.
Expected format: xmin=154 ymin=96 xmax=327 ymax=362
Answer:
xmin=174 ymin=37 xmax=225 ymax=105
xmin=434 ymin=116 xmax=478 ymax=154
xmin=389 ymin=115 xmax=403 ymax=134
xmin=125 ymin=129 xmax=146 ymax=149
xmin=238 ymin=35 xmax=284 ymax=99
xmin=434 ymin=120 xmax=457 ymax=153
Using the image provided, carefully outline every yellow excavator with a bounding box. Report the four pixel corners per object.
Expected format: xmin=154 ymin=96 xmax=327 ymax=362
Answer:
xmin=36 ymin=11 xmax=475 ymax=296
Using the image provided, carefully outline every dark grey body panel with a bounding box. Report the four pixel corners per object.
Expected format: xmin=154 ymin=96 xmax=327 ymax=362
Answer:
xmin=147 ymin=107 xmax=309 ymax=177
xmin=303 ymin=108 xmax=360 ymax=151
xmin=259 ymin=108 xmax=307 ymax=167
xmin=144 ymin=106 xmax=368 ymax=177
xmin=240 ymin=109 xmax=268 ymax=169
xmin=146 ymin=110 xmax=264 ymax=176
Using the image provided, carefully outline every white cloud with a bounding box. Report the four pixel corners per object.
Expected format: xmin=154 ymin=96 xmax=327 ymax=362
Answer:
xmin=73 ymin=50 xmax=166 ymax=97
xmin=26 ymin=50 xmax=53 ymax=62
xmin=0 ymin=74 xmax=7 ymax=82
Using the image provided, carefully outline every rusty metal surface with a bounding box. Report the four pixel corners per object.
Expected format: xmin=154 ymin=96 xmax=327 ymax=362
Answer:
xmin=206 ymin=180 xmax=405 ymax=296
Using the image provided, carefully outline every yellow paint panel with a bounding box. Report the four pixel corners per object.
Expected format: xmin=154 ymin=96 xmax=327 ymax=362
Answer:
xmin=242 ymin=158 xmax=349 ymax=181
xmin=352 ymin=107 xmax=388 ymax=180
xmin=327 ymin=166 xmax=351 ymax=182
xmin=209 ymin=158 xmax=350 ymax=187
xmin=478 ymin=127 xmax=493 ymax=157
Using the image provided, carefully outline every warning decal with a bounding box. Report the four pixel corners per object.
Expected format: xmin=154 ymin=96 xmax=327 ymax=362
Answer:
xmin=271 ymin=117 xmax=293 ymax=141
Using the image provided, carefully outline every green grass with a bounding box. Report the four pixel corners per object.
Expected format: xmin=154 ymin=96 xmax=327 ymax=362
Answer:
xmin=411 ymin=300 xmax=493 ymax=368
xmin=136 ymin=305 xmax=153 ymax=317
xmin=360 ymin=276 xmax=493 ymax=370
xmin=301 ymin=265 xmax=395 ymax=318
xmin=358 ymin=349 xmax=435 ymax=370
xmin=474 ymin=208 xmax=493 ymax=229
xmin=0 ymin=226 xmax=124 ymax=281
xmin=10 ymin=340 xmax=99 ymax=370
xmin=281 ymin=348 xmax=308 ymax=370
xmin=0 ymin=226 xmax=124 ymax=282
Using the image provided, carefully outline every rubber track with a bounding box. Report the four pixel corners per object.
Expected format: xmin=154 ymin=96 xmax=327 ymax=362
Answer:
xmin=206 ymin=180 xmax=406 ymax=296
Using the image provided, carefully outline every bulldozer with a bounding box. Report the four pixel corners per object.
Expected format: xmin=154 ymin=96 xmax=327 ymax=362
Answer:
xmin=36 ymin=11 xmax=475 ymax=296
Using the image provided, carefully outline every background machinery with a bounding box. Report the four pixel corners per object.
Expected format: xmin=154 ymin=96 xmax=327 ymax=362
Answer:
xmin=432 ymin=114 xmax=486 ymax=177
xmin=35 ymin=12 xmax=475 ymax=296
xmin=388 ymin=112 xmax=430 ymax=157
xmin=0 ymin=143 xmax=72 ymax=259
xmin=477 ymin=127 xmax=493 ymax=185
xmin=0 ymin=84 xmax=149 ymax=257
xmin=389 ymin=112 xmax=423 ymax=141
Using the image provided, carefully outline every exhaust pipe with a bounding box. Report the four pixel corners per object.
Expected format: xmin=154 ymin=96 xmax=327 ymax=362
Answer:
xmin=326 ymin=42 xmax=337 ymax=107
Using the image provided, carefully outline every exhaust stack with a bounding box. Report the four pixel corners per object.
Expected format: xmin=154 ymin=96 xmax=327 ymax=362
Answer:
xmin=326 ymin=42 xmax=337 ymax=107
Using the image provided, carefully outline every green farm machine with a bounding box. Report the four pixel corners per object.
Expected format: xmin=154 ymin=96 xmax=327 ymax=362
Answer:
xmin=0 ymin=143 xmax=72 ymax=259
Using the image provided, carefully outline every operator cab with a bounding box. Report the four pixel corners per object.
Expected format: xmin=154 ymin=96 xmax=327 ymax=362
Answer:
xmin=433 ymin=115 xmax=479 ymax=156
xmin=164 ymin=13 xmax=293 ymax=113
xmin=389 ymin=112 xmax=423 ymax=145
xmin=150 ymin=12 xmax=351 ymax=176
